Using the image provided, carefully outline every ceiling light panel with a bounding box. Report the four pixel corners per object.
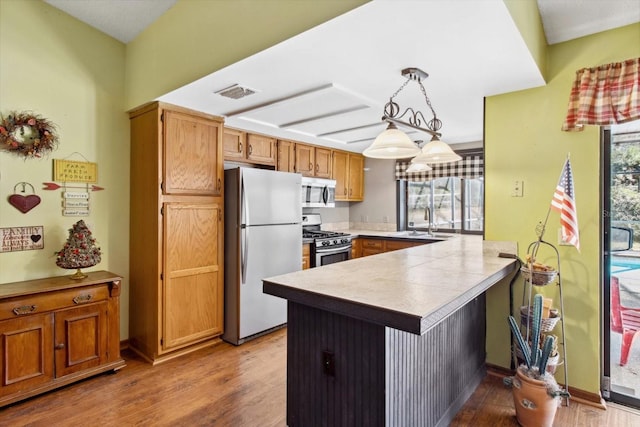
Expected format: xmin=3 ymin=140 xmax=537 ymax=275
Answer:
xmin=231 ymin=84 xmax=371 ymax=130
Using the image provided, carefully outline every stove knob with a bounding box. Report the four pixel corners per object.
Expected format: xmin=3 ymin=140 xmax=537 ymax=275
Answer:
xmin=322 ymin=241 xmax=329 ymax=246
xmin=341 ymin=238 xmax=348 ymax=244
xmin=333 ymin=240 xmax=338 ymax=245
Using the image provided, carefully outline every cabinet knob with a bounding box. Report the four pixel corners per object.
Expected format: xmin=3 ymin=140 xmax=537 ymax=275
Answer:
xmin=54 ymin=343 xmax=65 ymax=350
xmin=217 ymin=178 xmax=222 ymax=191
xmin=239 ymin=142 xmax=243 ymax=152
xmin=248 ymin=144 xmax=253 ymax=155
xmin=309 ymin=163 xmax=313 ymax=170
xmin=344 ymin=188 xmax=347 ymax=195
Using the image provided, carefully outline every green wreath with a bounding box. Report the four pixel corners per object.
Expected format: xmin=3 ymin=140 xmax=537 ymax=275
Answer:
xmin=0 ymin=111 xmax=59 ymax=158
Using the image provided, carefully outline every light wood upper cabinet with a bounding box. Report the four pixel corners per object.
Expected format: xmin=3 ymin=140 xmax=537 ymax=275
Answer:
xmin=314 ymin=147 xmax=332 ymax=178
xmin=223 ymin=128 xmax=246 ymax=160
xmin=332 ymin=150 xmax=365 ymax=201
xmin=163 ymin=110 xmax=223 ymax=196
xmin=246 ymin=134 xmax=276 ymax=165
xmin=295 ymin=143 xmax=315 ymax=177
xmin=295 ymin=144 xmax=332 ymax=178
xmin=277 ymin=140 xmax=296 ymax=172
xmin=223 ymin=129 xmax=276 ymax=166
xmin=348 ymin=153 xmax=365 ymax=200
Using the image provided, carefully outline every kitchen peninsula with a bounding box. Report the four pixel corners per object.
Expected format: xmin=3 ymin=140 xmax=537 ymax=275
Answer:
xmin=263 ymin=236 xmax=518 ymax=427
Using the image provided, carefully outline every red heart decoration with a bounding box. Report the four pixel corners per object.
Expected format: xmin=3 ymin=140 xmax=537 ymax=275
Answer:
xmin=8 ymin=194 xmax=41 ymax=213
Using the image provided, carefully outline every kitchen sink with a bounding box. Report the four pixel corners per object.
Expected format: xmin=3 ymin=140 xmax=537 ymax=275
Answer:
xmin=391 ymin=231 xmax=451 ymax=239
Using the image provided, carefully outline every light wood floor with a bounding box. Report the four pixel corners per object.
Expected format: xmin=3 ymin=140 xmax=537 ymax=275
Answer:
xmin=2 ymin=327 xmax=640 ymax=426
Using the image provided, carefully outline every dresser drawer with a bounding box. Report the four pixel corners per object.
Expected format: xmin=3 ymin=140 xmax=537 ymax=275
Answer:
xmin=0 ymin=285 xmax=109 ymax=321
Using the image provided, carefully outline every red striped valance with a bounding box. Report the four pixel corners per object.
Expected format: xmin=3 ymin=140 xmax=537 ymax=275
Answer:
xmin=562 ymin=58 xmax=640 ymax=131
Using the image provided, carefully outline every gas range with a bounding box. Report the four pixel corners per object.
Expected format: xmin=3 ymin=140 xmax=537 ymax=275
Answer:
xmin=302 ymin=214 xmax=352 ymax=251
xmin=303 ymin=229 xmax=352 ymax=248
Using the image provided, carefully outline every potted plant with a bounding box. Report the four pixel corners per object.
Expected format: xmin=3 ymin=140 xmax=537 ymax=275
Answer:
xmin=505 ymin=293 xmax=568 ymax=427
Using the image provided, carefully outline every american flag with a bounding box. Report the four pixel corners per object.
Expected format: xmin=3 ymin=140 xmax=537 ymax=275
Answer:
xmin=551 ymin=158 xmax=580 ymax=251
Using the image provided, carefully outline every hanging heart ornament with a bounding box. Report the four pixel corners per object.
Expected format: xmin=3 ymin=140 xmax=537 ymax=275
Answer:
xmin=8 ymin=182 xmax=41 ymax=213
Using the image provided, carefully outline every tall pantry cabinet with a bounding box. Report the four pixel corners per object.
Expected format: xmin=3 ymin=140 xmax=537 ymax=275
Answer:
xmin=128 ymin=102 xmax=224 ymax=364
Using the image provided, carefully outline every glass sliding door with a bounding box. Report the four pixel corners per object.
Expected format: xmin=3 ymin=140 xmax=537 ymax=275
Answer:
xmin=603 ymin=123 xmax=640 ymax=409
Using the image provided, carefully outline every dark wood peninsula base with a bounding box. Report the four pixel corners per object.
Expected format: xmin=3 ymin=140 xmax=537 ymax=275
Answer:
xmin=264 ymin=237 xmax=517 ymax=426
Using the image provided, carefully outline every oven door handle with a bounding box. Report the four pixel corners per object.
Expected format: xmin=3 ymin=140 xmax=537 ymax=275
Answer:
xmin=315 ymin=244 xmax=352 ymax=255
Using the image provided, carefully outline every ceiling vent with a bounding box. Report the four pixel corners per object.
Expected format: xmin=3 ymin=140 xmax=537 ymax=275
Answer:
xmin=215 ymin=84 xmax=256 ymax=100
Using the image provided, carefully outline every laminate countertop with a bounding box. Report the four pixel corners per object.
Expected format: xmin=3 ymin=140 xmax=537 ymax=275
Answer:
xmin=264 ymin=236 xmax=518 ymax=335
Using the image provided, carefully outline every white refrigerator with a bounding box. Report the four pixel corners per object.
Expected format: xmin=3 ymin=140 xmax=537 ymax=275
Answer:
xmin=223 ymin=167 xmax=302 ymax=345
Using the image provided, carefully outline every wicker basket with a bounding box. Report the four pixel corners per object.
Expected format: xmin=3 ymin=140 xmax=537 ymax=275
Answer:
xmin=520 ymin=266 xmax=557 ymax=286
xmin=520 ymin=306 xmax=561 ymax=332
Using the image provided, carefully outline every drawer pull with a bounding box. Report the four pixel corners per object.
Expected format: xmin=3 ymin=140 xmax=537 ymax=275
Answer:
xmin=73 ymin=294 xmax=93 ymax=304
xmin=54 ymin=343 xmax=65 ymax=350
xmin=13 ymin=305 xmax=37 ymax=316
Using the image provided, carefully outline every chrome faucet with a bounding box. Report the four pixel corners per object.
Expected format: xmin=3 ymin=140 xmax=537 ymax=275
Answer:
xmin=424 ymin=206 xmax=434 ymax=236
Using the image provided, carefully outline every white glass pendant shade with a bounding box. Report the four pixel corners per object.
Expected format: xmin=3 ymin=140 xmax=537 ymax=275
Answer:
xmin=363 ymin=123 xmax=421 ymax=159
xmin=418 ymin=136 xmax=462 ymax=164
xmin=406 ymin=161 xmax=432 ymax=173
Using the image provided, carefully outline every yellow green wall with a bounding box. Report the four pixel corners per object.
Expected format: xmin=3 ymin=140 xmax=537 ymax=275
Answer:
xmin=0 ymin=0 xmax=368 ymax=340
xmin=503 ymin=0 xmax=548 ymax=80
xmin=125 ymin=0 xmax=369 ymax=109
xmin=485 ymin=23 xmax=640 ymax=394
xmin=0 ymin=0 xmax=129 ymax=335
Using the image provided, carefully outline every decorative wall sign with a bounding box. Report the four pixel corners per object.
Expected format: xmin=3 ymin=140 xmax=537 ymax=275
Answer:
xmin=62 ymin=191 xmax=90 ymax=216
xmin=0 ymin=226 xmax=45 ymax=252
xmin=0 ymin=112 xmax=59 ymax=158
xmin=8 ymin=182 xmax=41 ymax=214
xmin=53 ymin=159 xmax=97 ymax=183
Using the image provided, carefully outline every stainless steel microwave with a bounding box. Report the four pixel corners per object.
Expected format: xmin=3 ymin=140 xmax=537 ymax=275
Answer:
xmin=301 ymin=177 xmax=336 ymax=208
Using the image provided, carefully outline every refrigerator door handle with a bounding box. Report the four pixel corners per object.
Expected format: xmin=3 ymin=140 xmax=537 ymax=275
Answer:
xmin=241 ymin=176 xmax=249 ymax=284
xmin=241 ymin=225 xmax=249 ymax=284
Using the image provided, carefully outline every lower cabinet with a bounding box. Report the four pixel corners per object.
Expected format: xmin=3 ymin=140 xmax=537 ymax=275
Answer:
xmin=0 ymin=271 xmax=125 ymax=407
xmin=302 ymin=243 xmax=311 ymax=270
xmin=356 ymin=238 xmax=427 ymax=258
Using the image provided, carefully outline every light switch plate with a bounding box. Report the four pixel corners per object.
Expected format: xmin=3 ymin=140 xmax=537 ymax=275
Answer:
xmin=511 ymin=180 xmax=524 ymax=197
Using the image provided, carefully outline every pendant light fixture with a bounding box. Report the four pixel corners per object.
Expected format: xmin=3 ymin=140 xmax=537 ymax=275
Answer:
xmin=363 ymin=67 xmax=461 ymax=164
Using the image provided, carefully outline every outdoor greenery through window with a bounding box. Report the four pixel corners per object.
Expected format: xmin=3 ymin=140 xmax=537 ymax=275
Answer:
xmin=612 ymin=133 xmax=640 ymax=250
xmin=405 ymin=177 xmax=484 ymax=233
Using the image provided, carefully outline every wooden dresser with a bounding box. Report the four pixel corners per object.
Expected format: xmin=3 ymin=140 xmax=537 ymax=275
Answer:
xmin=0 ymin=271 xmax=125 ymax=407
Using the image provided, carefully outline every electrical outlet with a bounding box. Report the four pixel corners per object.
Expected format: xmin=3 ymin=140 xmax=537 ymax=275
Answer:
xmin=322 ymin=350 xmax=335 ymax=377
xmin=383 ymin=215 xmax=388 ymax=223
xmin=511 ymin=180 xmax=524 ymax=197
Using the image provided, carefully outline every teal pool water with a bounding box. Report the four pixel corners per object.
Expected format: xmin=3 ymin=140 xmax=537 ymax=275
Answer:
xmin=612 ymin=256 xmax=640 ymax=273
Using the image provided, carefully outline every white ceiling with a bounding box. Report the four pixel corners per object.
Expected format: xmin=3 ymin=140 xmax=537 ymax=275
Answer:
xmin=45 ymin=0 xmax=640 ymax=152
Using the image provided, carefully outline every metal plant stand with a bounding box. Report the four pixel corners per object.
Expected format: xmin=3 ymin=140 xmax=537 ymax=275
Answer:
xmin=516 ymin=235 xmax=570 ymax=407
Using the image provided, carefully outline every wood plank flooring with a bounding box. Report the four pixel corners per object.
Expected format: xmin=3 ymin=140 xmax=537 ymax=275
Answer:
xmin=2 ymin=327 xmax=639 ymax=426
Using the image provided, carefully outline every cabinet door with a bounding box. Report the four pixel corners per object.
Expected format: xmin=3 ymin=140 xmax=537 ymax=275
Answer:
xmin=223 ymin=128 xmax=246 ymax=160
xmin=54 ymin=302 xmax=108 ymax=377
xmin=315 ymin=148 xmax=332 ymax=178
xmin=295 ymin=144 xmax=315 ymax=177
xmin=247 ymin=134 xmax=277 ymax=165
xmin=332 ymin=151 xmax=349 ymax=201
xmin=361 ymin=239 xmax=384 ymax=257
xmin=0 ymin=314 xmax=54 ymax=397
xmin=351 ymin=238 xmax=362 ymax=259
xmin=348 ymin=154 xmax=365 ymax=201
xmin=302 ymin=243 xmax=311 ymax=270
xmin=163 ymin=203 xmax=223 ymax=350
xmin=163 ymin=110 xmax=223 ymax=196
xmin=277 ymin=140 xmax=296 ymax=172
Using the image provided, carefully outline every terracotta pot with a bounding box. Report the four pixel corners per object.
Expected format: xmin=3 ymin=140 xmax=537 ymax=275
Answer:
xmin=512 ymin=367 xmax=559 ymax=427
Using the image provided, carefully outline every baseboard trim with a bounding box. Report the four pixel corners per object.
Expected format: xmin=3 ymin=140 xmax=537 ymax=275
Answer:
xmin=120 ymin=339 xmax=129 ymax=351
xmin=486 ymin=363 xmax=606 ymax=410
